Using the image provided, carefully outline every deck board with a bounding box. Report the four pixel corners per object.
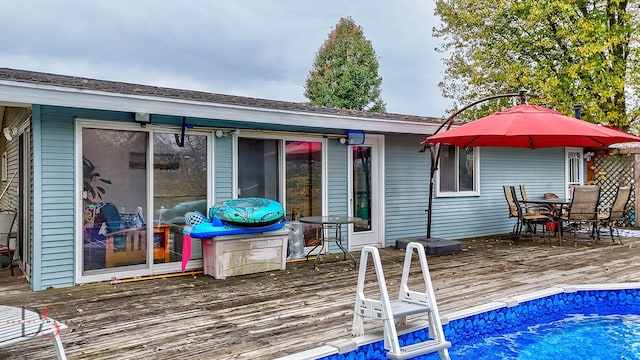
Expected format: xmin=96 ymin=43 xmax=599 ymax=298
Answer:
xmin=1 ymin=235 xmax=640 ymax=359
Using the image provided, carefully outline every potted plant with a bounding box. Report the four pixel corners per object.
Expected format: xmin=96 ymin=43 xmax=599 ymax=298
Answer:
xmin=83 ymin=156 xmax=111 ymax=203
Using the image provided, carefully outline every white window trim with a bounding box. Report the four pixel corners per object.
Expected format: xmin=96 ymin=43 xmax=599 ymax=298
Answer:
xmin=436 ymin=145 xmax=480 ymax=197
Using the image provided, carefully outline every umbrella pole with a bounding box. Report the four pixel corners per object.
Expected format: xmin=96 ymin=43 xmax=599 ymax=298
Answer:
xmin=425 ymin=89 xmax=527 ymax=238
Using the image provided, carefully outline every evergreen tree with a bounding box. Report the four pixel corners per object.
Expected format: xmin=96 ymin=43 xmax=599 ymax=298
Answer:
xmin=304 ymin=17 xmax=386 ymax=112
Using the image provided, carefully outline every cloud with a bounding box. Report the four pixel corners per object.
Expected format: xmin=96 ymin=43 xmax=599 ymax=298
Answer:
xmin=0 ymin=0 xmax=450 ymax=116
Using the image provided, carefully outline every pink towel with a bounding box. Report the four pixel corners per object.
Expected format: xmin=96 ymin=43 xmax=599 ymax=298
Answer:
xmin=181 ymin=233 xmax=192 ymax=272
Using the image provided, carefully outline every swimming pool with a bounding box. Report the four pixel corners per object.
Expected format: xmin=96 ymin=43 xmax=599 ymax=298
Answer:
xmin=278 ymin=283 xmax=640 ymax=360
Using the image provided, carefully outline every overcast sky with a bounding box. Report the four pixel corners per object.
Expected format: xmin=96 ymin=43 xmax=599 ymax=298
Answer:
xmin=0 ymin=0 xmax=450 ymax=117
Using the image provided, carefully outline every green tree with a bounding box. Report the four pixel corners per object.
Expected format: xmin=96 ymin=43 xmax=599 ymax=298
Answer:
xmin=304 ymin=17 xmax=386 ymax=112
xmin=434 ymin=0 xmax=639 ymax=130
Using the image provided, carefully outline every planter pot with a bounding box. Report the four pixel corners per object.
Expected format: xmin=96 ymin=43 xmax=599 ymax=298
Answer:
xmin=0 ymin=254 xmax=10 ymax=268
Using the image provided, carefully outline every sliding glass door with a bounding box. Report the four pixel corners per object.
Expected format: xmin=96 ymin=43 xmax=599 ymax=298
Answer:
xmin=82 ymin=129 xmax=149 ymax=271
xmin=153 ymin=133 xmax=207 ymax=265
xmin=81 ymin=126 xmax=209 ymax=277
xmin=237 ymin=137 xmax=324 ymax=258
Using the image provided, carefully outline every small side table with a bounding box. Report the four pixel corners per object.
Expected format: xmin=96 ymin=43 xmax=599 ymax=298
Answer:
xmin=299 ymin=215 xmax=361 ymax=268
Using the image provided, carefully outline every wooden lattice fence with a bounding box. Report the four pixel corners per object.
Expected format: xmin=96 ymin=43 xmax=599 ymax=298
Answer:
xmin=591 ymin=151 xmax=635 ymax=226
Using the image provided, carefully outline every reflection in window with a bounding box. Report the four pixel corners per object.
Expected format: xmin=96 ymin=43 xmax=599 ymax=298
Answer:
xmin=154 ymin=133 xmax=207 ymax=264
xmin=285 ymin=141 xmax=322 ymax=219
xmin=439 ymin=144 xmax=476 ymax=193
xmin=352 ymin=146 xmax=372 ymax=232
xmin=82 ymin=128 xmax=148 ymax=271
xmin=238 ymin=138 xmax=280 ymax=199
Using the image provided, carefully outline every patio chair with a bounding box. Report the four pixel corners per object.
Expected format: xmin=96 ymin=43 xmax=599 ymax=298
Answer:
xmin=504 ymin=185 xmax=549 ymax=242
xmin=503 ymin=185 xmax=521 ymax=239
xmin=511 ymin=186 xmax=549 ymax=242
xmin=598 ymin=185 xmax=631 ymax=244
xmin=557 ymin=185 xmax=600 ymax=246
xmin=519 ymin=184 xmax=551 ymax=215
xmin=0 ymin=209 xmax=17 ymax=276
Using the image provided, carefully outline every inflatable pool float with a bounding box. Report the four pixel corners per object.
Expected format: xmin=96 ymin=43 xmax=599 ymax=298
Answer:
xmin=184 ymin=211 xmax=286 ymax=239
xmin=209 ymin=198 xmax=284 ymax=227
xmin=181 ymin=210 xmax=287 ymax=272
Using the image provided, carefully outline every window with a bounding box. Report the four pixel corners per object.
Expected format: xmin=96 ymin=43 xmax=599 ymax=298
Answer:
xmin=237 ymin=138 xmax=280 ymax=199
xmin=438 ymin=144 xmax=478 ymax=194
xmin=237 ymin=137 xmax=324 ymax=255
xmin=237 ymin=138 xmax=323 ymax=219
xmin=565 ymin=147 xmax=583 ymax=200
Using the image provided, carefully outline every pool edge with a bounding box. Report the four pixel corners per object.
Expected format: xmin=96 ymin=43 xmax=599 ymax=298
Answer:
xmin=274 ymin=282 xmax=640 ymax=360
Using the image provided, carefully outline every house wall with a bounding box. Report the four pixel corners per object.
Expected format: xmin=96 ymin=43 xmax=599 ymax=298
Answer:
xmin=31 ymin=104 xmax=566 ymax=290
xmin=384 ymin=134 xmax=429 ymax=245
xmin=213 ymin=135 xmax=233 ymax=202
xmin=429 ymin=146 xmax=565 ymax=240
xmin=327 ymin=138 xmax=348 ymax=252
xmin=1 ymin=107 xmax=30 ymax=210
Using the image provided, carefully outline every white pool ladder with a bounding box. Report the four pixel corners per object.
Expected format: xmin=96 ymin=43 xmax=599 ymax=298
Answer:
xmin=352 ymin=243 xmax=451 ymax=360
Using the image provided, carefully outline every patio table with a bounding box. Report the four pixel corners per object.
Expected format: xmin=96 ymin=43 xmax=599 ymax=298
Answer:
xmin=522 ymin=198 xmax=571 ymax=243
xmin=299 ymin=215 xmax=361 ymax=268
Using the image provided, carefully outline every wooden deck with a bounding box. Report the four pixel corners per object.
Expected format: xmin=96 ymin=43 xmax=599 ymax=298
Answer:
xmin=1 ymin=234 xmax=640 ymax=359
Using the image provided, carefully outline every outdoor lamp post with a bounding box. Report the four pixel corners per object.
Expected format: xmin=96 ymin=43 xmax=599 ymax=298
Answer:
xmin=422 ymin=88 xmax=528 ymax=239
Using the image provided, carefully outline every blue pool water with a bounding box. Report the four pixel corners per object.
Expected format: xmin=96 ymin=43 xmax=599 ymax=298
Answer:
xmin=453 ymin=313 xmax=640 ymax=359
xmin=314 ymin=287 xmax=640 ymax=360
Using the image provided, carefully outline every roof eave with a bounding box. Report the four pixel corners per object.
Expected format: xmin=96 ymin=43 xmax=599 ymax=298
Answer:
xmin=0 ymin=80 xmax=441 ymax=135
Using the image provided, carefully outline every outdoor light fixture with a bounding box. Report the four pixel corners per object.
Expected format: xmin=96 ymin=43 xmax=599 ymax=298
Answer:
xmin=134 ymin=112 xmax=151 ymax=126
xmin=345 ymin=130 xmax=365 ymax=145
xmin=3 ymin=127 xmax=17 ymax=141
xmin=584 ymin=152 xmax=595 ymax=161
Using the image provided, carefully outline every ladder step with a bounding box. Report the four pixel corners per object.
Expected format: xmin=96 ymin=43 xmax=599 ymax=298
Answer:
xmin=389 ymin=300 xmax=431 ymax=318
xmin=387 ymin=339 xmax=452 ymax=360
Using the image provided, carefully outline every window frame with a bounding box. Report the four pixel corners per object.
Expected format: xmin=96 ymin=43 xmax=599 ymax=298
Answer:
xmin=75 ymin=119 xmax=212 ymax=284
xmin=435 ymin=145 xmax=480 ymax=197
xmin=234 ymin=132 xmax=328 ymax=217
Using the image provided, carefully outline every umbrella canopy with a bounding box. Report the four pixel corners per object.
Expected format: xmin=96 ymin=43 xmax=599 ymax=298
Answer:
xmin=424 ymin=104 xmax=640 ymax=149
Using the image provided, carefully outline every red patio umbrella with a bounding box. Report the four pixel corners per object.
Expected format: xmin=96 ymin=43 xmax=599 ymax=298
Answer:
xmin=424 ymin=104 xmax=640 ymax=148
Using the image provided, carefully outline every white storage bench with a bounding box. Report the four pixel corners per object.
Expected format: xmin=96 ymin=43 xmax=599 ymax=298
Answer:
xmin=202 ymin=229 xmax=289 ymax=279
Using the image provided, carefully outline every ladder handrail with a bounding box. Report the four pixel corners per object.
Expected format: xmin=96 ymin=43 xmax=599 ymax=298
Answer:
xmin=400 ymin=242 xmax=447 ymax=345
xmin=352 ymin=243 xmax=451 ymax=360
xmin=352 ymin=246 xmax=401 ymax=350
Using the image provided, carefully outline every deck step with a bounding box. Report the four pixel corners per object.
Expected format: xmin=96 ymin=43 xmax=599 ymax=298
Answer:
xmin=389 ymin=300 xmax=430 ymax=318
xmin=388 ymin=339 xmax=452 ymax=360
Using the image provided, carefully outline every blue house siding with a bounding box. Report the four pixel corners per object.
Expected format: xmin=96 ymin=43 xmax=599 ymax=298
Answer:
xmin=327 ymin=140 xmax=348 ymax=251
xmin=34 ymin=105 xmax=76 ymax=289
xmin=429 ymin=147 xmax=565 ymax=239
xmin=384 ymin=134 xmax=430 ymax=246
xmin=214 ymin=136 xmax=234 ymax=202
